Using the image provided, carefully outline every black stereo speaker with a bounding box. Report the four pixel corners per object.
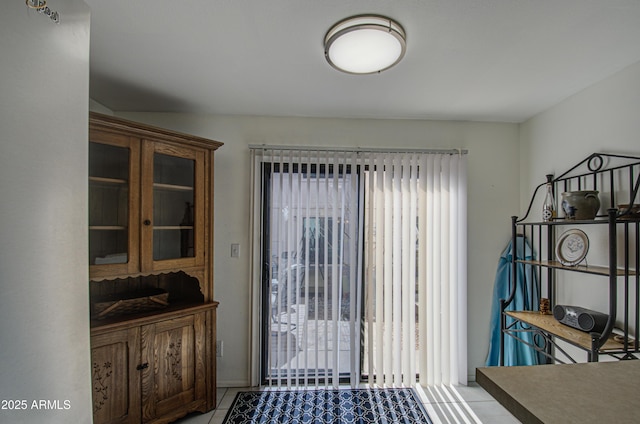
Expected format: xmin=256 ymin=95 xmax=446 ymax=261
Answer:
xmin=553 ymin=305 xmax=609 ymax=333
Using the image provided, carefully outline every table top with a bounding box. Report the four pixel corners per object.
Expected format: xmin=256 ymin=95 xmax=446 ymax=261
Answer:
xmin=477 ymin=360 xmax=640 ymax=424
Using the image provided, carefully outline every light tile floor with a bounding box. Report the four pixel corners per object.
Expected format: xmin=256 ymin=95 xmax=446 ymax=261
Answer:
xmin=173 ymin=383 xmax=522 ymax=424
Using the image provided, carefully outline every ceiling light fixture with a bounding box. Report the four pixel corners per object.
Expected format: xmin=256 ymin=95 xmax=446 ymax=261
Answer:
xmin=324 ymin=15 xmax=406 ymax=75
xmin=25 ymin=0 xmax=60 ymax=23
xmin=25 ymin=0 xmax=46 ymax=9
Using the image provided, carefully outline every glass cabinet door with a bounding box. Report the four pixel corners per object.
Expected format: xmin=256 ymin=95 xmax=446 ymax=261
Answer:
xmin=153 ymin=152 xmax=195 ymax=260
xmin=89 ymin=133 xmax=140 ymax=277
xmin=141 ymin=141 xmax=205 ymax=271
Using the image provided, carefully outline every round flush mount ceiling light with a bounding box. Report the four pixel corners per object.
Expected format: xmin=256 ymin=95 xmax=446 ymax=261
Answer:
xmin=324 ymin=15 xmax=406 ymax=75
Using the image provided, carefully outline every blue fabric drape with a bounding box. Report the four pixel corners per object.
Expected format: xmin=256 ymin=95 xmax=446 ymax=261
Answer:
xmin=486 ymin=236 xmax=544 ymax=366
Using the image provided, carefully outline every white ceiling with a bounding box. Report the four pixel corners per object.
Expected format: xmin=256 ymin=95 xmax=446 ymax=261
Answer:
xmin=85 ymin=0 xmax=640 ymax=123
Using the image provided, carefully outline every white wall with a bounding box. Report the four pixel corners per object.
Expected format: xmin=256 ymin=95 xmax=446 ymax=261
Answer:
xmin=0 ymin=1 xmax=92 ymax=423
xmin=89 ymin=98 xmax=114 ymax=115
xmin=520 ymin=61 xmax=640 ymax=196
xmin=520 ymin=61 xmax=640 ymax=361
xmin=117 ymin=112 xmax=520 ymax=385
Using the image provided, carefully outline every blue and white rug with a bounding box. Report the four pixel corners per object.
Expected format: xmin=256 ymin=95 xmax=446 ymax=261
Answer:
xmin=222 ymin=388 xmax=433 ymax=424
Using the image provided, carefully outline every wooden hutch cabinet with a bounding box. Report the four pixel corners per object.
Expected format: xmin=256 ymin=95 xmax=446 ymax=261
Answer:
xmin=88 ymin=112 xmax=222 ymax=424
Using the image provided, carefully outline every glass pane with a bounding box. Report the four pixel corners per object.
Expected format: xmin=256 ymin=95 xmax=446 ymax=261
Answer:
xmin=153 ymin=153 xmax=195 ymax=261
xmin=90 ymin=142 xmax=129 ymax=180
xmin=89 ymin=142 xmax=129 ymax=265
xmin=154 ymin=153 xmax=194 ymax=187
xmin=90 ymin=229 xmax=128 ymax=265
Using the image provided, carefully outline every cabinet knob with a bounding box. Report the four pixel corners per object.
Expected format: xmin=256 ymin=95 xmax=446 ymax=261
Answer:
xmin=136 ymin=363 xmax=149 ymax=371
xmin=143 ymin=219 xmax=151 ymax=226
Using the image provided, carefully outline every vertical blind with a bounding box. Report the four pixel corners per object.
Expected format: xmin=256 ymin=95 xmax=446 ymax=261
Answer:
xmin=363 ymin=152 xmax=468 ymax=387
xmin=249 ymin=146 xmax=467 ymax=388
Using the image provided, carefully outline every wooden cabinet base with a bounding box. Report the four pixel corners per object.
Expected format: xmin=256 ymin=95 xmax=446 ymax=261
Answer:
xmin=91 ymin=303 xmax=217 ymax=424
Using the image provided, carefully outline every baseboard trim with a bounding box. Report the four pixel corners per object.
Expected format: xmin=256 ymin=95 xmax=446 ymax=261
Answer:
xmin=218 ymin=379 xmax=252 ymax=388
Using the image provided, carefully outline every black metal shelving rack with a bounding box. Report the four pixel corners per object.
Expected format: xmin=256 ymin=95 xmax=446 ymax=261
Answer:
xmin=500 ymin=152 xmax=640 ymax=365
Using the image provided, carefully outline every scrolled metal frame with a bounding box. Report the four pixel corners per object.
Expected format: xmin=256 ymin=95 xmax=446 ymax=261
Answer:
xmin=500 ymin=152 xmax=640 ymax=366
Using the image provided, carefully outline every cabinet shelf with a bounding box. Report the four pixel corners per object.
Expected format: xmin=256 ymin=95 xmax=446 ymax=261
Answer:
xmin=153 ymin=226 xmax=194 ymax=230
xmin=516 ymin=259 xmax=636 ymax=276
xmin=90 ymin=176 xmax=128 ymax=185
xmin=505 ymin=311 xmax=623 ymax=352
xmin=91 ymin=301 xmax=218 ymax=332
xmin=90 ymin=225 xmax=127 ymax=231
xmin=154 ymin=182 xmax=194 ymax=192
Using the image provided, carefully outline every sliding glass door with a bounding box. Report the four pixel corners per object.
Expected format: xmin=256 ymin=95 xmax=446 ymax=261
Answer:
xmin=261 ymin=158 xmax=360 ymax=387
xmin=251 ymin=148 xmax=468 ymax=389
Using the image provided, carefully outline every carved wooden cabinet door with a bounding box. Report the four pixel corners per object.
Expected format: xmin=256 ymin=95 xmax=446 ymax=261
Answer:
xmin=140 ymin=312 xmax=207 ymax=422
xmin=91 ymin=328 xmax=141 ymax=424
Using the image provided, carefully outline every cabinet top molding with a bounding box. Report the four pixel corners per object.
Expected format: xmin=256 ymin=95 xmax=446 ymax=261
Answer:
xmin=90 ymin=112 xmax=224 ymax=151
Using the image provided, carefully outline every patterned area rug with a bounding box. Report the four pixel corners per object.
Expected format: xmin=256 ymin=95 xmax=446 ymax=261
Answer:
xmin=222 ymin=388 xmax=432 ymax=424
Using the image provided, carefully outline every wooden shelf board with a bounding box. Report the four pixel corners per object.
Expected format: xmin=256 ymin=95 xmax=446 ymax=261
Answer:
xmin=154 ymin=182 xmax=194 ymax=192
xmin=517 ymin=259 xmax=636 ymax=276
xmin=153 ymin=226 xmax=194 ymax=230
xmin=505 ymin=310 xmax=623 ymax=351
xmin=90 ymin=301 xmax=218 ymax=333
xmin=90 ymin=176 xmax=127 ymax=185
xmin=90 ymin=226 xmax=127 ymax=230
